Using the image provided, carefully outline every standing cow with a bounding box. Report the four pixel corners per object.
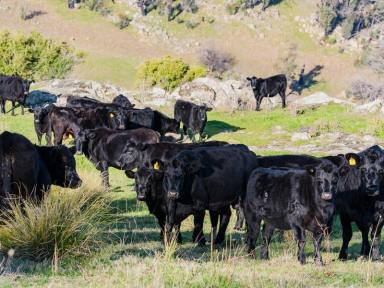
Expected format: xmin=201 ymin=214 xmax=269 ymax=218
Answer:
xmin=174 ymin=100 xmax=212 ymax=142
xmin=244 ymin=160 xmax=340 ymax=265
xmin=247 ymin=74 xmax=287 ymax=111
xmin=165 ymin=145 xmax=259 ymax=245
xmin=0 ymin=75 xmax=33 ymax=116
xmin=29 ymin=104 xmax=54 ymax=146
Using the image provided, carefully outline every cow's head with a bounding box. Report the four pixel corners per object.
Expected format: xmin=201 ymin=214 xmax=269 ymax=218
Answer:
xmin=351 ymin=146 xmax=384 ymax=197
xmin=50 ymin=145 xmax=82 ymax=189
xmin=134 ymin=165 xmax=164 ymax=201
xmin=196 ymin=104 xmax=212 ymax=122
xmin=112 ymin=94 xmax=135 ymax=109
xmin=246 ymin=76 xmax=262 ymax=92
xmin=22 ymin=79 xmax=34 ymax=96
xmin=110 ymin=108 xmax=127 ymax=130
xmin=306 ymin=161 xmax=339 ymax=201
xmin=165 ymin=152 xmax=201 ymax=200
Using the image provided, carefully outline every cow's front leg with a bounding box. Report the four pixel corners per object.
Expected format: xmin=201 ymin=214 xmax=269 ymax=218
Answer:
xmin=312 ymin=230 xmax=324 ymax=265
xmin=192 ymin=210 xmax=206 ymax=246
xmin=261 ymin=223 xmax=274 ymax=260
xmin=370 ymin=220 xmax=383 ymax=261
xmin=100 ymin=161 xmax=110 ymax=190
xmin=357 ymin=223 xmax=370 ymax=258
xmin=255 ymin=97 xmax=263 ymax=111
xmin=11 ymin=101 xmax=15 ymax=116
xmin=0 ymin=99 xmax=5 ymax=114
xmin=215 ymin=206 xmax=231 ymax=245
xmin=293 ymin=226 xmax=306 ymax=264
xmin=234 ymin=205 xmax=245 ymax=231
xmin=209 ymin=211 xmax=219 ymax=243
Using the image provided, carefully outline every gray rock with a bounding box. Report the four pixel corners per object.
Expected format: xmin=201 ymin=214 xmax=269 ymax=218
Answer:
xmin=291 ymin=132 xmax=310 ymax=142
xmin=293 ymin=92 xmax=353 ymax=106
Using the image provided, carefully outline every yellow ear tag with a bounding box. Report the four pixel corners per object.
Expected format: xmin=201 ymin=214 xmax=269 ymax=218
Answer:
xmin=68 ymin=134 xmax=73 ymax=140
xmin=109 ymin=113 xmax=115 ymax=118
xmin=349 ymin=158 xmax=357 ymax=166
xmin=153 ymin=162 xmax=160 ymax=170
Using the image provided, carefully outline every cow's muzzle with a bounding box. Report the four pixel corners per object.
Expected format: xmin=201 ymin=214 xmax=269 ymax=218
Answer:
xmin=137 ymin=194 xmax=146 ymax=201
xmin=168 ymin=191 xmax=180 ymax=200
xmin=321 ymin=192 xmax=332 ymax=201
xmin=367 ymin=185 xmax=380 ymax=197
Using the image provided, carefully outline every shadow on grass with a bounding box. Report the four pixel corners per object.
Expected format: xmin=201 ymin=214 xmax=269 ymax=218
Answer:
xmin=205 ymin=120 xmax=243 ymax=138
xmin=291 ymin=65 xmax=324 ymax=95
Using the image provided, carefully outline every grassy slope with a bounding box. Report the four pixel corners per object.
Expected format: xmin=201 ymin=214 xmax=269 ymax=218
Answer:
xmin=1 ymin=105 xmax=384 ymax=287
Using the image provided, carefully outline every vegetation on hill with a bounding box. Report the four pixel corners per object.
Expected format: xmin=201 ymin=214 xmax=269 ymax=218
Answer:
xmin=0 ymin=31 xmax=78 ymax=80
xmin=136 ymin=55 xmax=207 ymax=91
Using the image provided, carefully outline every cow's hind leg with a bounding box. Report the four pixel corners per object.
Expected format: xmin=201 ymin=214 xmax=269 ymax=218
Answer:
xmin=192 ymin=210 xmax=206 ymax=246
xmin=215 ymin=206 xmax=231 ymax=245
xmin=313 ymin=230 xmax=324 ymax=265
xmin=280 ymin=91 xmax=287 ymax=108
xmin=370 ymin=220 xmax=383 ymax=261
xmin=293 ymin=226 xmax=306 ymax=264
xmin=339 ymin=214 xmax=352 ymax=260
xmin=260 ymin=223 xmax=274 ymax=260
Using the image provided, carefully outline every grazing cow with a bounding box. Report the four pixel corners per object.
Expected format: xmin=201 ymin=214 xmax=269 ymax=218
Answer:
xmin=112 ymin=94 xmax=135 ymax=108
xmin=331 ymin=146 xmax=384 ymax=261
xmin=0 ymin=131 xmax=81 ymax=207
xmin=29 ymin=105 xmax=54 ymax=146
xmin=0 ymin=75 xmax=33 ymax=116
xmin=246 ymin=74 xmax=287 ymax=111
xmin=164 ymin=145 xmax=259 ymax=244
xmin=48 ymin=106 xmax=124 ymax=145
xmin=174 ymin=100 xmax=212 ymax=142
xmin=244 ymin=160 xmax=339 ymax=265
xmin=75 ymin=127 xmax=160 ymax=188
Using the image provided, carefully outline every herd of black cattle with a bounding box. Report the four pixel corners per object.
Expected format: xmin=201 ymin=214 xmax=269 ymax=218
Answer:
xmin=1 ymin=74 xmax=384 ymax=266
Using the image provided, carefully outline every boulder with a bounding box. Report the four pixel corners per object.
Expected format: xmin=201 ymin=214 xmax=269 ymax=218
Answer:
xmin=291 ymin=132 xmax=310 ymax=142
xmin=293 ymin=92 xmax=353 ymax=106
xmin=353 ymin=99 xmax=383 ymax=113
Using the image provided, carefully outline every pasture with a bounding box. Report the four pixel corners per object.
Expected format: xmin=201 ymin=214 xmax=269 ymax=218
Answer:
xmin=1 ymin=104 xmax=384 ymax=287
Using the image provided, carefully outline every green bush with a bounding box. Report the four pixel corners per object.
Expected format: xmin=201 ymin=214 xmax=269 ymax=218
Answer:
xmin=318 ymin=1 xmax=338 ymax=35
xmin=0 ymin=31 xmax=76 ymax=80
xmin=137 ymin=56 xmax=207 ymax=91
xmin=0 ymin=184 xmax=110 ymax=262
xmin=116 ymin=13 xmax=132 ymax=29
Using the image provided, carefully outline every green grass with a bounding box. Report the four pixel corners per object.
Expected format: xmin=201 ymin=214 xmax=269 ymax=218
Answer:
xmin=1 ymin=104 xmax=384 ymax=287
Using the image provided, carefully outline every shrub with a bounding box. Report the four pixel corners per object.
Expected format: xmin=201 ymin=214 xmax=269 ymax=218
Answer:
xmin=200 ymin=49 xmax=235 ymax=77
xmin=84 ymin=0 xmax=105 ymax=11
xmin=346 ymin=80 xmax=384 ymax=102
xmin=116 ymin=13 xmax=132 ymax=29
xmin=362 ymin=40 xmax=384 ymax=74
xmin=0 ymin=31 xmax=76 ymax=80
xmin=0 ymin=183 xmax=110 ymax=262
xmin=137 ymin=56 xmax=207 ymax=91
xmin=318 ymin=0 xmax=338 ymax=35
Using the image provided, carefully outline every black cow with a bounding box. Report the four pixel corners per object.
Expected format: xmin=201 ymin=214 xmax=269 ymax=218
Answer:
xmin=48 ymin=106 xmax=124 ymax=145
xmin=331 ymin=146 xmax=384 ymax=261
xmin=134 ymin=166 xmax=198 ymax=244
xmin=0 ymin=131 xmax=81 ymax=207
xmin=174 ymin=100 xmax=212 ymax=142
xmin=29 ymin=104 xmax=54 ymax=146
xmin=112 ymin=94 xmax=135 ymax=108
xmin=75 ymin=127 xmax=160 ymax=188
xmin=164 ymin=145 xmax=259 ymax=244
xmin=244 ymin=161 xmax=339 ymax=265
xmin=246 ymin=74 xmax=287 ymax=111
xmin=0 ymin=75 xmax=33 ymax=116
xmin=66 ymin=96 xmax=102 ymax=108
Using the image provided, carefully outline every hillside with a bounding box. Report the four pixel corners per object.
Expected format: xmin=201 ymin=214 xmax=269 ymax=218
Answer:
xmin=0 ymin=0 xmax=379 ymax=95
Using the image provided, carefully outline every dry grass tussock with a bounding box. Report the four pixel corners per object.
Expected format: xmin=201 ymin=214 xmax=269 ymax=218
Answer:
xmin=0 ymin=171 xmax=111 ymax=262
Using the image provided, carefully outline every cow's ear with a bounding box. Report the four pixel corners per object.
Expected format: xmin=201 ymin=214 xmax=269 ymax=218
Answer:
xmin=305 ymin=165 xmax=316 ymax=176
xmin=246 ymin=77 xmax=252 ymax=81
xmin=345 ymin=153 xmax=360 ymax=167
xmin=125 ymin=170 xmax=136 ymax=179
xmin=28 ymin=108 xmax=34 ymax=113
xmin=205 ymin=107 xmax=212 ymax=111
xmin=68 ymin=146 xmax=77 ymax=155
